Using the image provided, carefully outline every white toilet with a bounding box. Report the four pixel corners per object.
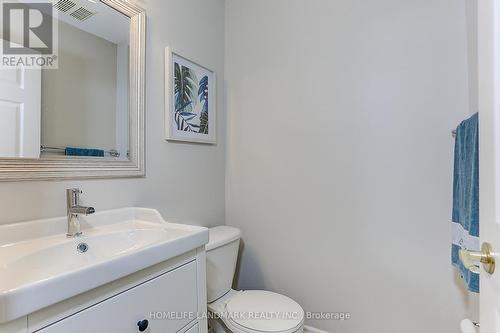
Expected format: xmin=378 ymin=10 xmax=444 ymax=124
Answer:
xmin=206 ymin=226 xmax=304 ymax=333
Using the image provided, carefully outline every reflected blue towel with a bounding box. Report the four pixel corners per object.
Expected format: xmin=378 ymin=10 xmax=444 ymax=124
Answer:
xmin=451 ymin=113 xmax=479 ymax=293
xmin=65 ymin=147 xmax=105 ymax=157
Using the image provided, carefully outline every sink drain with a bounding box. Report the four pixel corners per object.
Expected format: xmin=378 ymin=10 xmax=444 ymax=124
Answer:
xmin=77 ymin=242 xmax=89 ymax=253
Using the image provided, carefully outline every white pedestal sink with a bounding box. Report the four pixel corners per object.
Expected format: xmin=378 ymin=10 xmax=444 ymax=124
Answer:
xmin=0 ymin=207 xmax=208 ymax=324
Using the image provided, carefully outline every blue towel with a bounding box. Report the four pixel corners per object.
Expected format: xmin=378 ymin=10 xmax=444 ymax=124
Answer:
xmin=65 ymin=147 xmax=105 ymax=157
xmin=451 ymin=113 xmax=479 ymax=293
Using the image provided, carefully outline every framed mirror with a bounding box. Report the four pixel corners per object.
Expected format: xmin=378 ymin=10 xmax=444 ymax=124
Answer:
xmin=0 ymin=0 xmax=145 ymax=181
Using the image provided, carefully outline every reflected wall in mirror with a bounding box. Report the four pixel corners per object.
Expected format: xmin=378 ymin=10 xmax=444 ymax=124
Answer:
xmin=0 ymin=0 xmax=130 ymax=160
xmin=0 ymin=0 xmax=145 ymax=180
xmin=41 ymin=1 xmax=130 ymax=160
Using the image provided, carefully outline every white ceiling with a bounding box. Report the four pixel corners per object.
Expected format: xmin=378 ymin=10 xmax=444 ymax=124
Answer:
xmin=52 ymin=0 xmax=130 ymax=45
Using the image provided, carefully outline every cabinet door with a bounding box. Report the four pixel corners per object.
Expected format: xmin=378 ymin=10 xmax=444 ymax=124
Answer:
xmin=37 ymin=261 xmax=198 ymax=333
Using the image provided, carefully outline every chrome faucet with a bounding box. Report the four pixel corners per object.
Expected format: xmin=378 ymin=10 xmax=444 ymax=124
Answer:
xmin=66 ymin=188 xmax=95 ymax=238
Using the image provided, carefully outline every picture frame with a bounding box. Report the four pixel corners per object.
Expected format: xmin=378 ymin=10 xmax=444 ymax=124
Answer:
xmin=164 ymin=47 xmax=217 ymax=144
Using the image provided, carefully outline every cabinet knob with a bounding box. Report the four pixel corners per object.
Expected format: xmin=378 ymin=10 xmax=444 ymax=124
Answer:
xmin=137 ymin=319 xmax=149 ymax=332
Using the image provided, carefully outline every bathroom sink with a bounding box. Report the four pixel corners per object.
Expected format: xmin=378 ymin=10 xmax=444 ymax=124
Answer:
xmin=0 ymin=208 xmax=208 ymax=324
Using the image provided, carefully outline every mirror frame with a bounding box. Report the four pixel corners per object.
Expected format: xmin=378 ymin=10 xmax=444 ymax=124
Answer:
xmin=0 ymin=0 xmax=145 ymax=181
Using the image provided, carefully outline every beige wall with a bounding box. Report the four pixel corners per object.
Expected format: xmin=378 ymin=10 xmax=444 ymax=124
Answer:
xmin=0 ymin=0 xmax=226 ymax=227
xmin=41 ymin=20 xmax=117 ymax=150
xmin=225 ymin=0 xmax=472 ymax=331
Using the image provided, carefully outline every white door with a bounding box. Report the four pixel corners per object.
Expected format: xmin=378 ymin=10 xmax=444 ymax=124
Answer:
xmin=0 ymin=42 xmax=41 ymax=158
xmin=479 ymin=0 xmax=500 ymax=331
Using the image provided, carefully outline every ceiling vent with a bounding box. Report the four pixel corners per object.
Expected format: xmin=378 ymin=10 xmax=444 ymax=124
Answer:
xmin=69 ymin=7 xmax=96 ymax=21
xmin=53 ymin=0 xmax=76 ymax=12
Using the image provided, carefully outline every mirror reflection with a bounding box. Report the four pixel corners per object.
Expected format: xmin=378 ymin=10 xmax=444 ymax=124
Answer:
xmin=0 ymin=0 xmax=130 ymax=159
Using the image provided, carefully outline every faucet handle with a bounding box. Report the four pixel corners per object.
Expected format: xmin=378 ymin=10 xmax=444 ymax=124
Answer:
xmin=67 ymin=188 xmax=83 ymax=207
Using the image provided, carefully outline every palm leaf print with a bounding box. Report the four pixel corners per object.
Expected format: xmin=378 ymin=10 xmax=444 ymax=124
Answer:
xmin=198 ymin=75 xmax=209 ymax=134
xmin=174 ymin=62 xmax=199 ymax=131
xmin=174 ymin=63 xmax=198 ymax=112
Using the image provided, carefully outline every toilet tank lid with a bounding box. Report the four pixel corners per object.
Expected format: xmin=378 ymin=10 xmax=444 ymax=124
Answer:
xmin=206 ymin=226 xmax=241 ymax=251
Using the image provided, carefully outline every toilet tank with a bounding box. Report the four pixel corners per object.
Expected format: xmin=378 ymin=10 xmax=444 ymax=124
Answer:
xmin=206 ymin=226 xmax=241 ymax=303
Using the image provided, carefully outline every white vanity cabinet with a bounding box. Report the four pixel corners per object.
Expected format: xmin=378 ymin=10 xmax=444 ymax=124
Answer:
xmin=0 ymin=248 xmax=208 ymax=333
xmin=38 ymin=261 xmax=198 ymax=333
xmin=0 ymin=208 xmax=209 ymax=333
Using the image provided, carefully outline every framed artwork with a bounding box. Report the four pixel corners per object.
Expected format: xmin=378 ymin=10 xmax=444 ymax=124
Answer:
xmin=164 ymin=47 xmax=216 ymax=144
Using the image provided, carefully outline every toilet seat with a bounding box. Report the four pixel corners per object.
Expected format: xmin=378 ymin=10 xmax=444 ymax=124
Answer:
xmin=209 ymin=290 xmax=304 ymax=333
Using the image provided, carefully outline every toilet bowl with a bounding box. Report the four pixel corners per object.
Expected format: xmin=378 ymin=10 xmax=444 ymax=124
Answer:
xmin=206 ymin=226 xmax=304 ymax=333
xmin=208 ymin=289 xmax=304 ymax=333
